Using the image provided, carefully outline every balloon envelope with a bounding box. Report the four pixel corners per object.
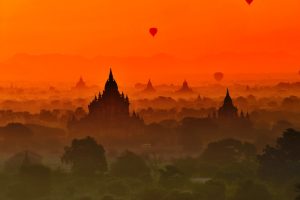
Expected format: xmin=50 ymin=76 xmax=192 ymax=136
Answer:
xmin=149 ymin=27 xmax=158 ymax=37
xmin=246 ymin=0 xmax=253 ymax=5
xmin=214 ymin=72 xmax=224 ymax=81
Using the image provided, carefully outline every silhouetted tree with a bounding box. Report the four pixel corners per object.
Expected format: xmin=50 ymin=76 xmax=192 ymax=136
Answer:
xmin=104 ymin=179 xmax=130 ymax=196
xmin=164 ymin=190 xmax=195 ymax=200
xmin=62 ymin=136 xmax=107 ymax=176
xmin=102 ymin=195 xmax=115 ymax=200
xmin=272 ymin=120 xmax=294 ymax=133
xmin=0 ymin=123 xmax=33 ymax=140
xmin=232 ymin=180 xmax=273 ymax=200
xmin=295 ymin=184 xmax=300 ymax=200
xmin=201 ymin=138 xmax=256 ymax=164
xmin=7 ymin=157 xmax=52 ymax=200
xmin=159 ymin=165 xmax=186 ymax=188
xmin=39 ymin=109 xmax=57 ymax=122
xmin=193 ymin=180 xmax=226 ymax=200
xmin=134 ymin=187 xmax=165 ymax=200
xmin=215 ymin=161 xmax=258 ymax=183
xmin=178 ymin=117 xmax=217 ymax=152
xmin=111 ymin=151 xmax=151 ymax=180
xmin=258 ymin=129 xmax=300 ymax=181
xmin=78 ymin=196 xmax=92 ymax=200
xmin=74 ymin=107 xmax=87 ymax=120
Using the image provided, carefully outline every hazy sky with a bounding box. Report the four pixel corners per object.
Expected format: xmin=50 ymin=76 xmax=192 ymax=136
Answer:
xmin=0 ymin=0 xmax=300 ymax=81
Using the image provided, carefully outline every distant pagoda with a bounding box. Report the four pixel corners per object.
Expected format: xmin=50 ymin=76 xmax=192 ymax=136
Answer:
xmin=74 ymin=77 xmax=87 ymax=89
xmin=176 ymin=80 xmax=193 ymax=93
xmin=142 ymin=80 xmax=156 ymax=93
xmin=217 ymin=89 xmax=250 ymax=121
xmin=218 ymin=89 xmax=238 ymax=119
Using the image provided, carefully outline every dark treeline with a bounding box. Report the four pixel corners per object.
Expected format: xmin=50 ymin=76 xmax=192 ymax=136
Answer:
xmin=1 ymin=129 xmax=300 ymax=200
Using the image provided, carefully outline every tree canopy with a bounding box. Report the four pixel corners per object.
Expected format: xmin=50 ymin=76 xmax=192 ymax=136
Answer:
xmin=258 ymin=129 xmax=300 ymax=181
xmin=111 ymin=151 xmax=151 ymax=180
xmin=201 ymin=138 xmax=256 ymax=164
xmin=62 ymin=136 xmax=107 ymax=175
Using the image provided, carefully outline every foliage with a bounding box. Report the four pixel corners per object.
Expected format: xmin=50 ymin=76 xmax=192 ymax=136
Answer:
xmin=111 ymin=151 xmax=151 ymax=180
xmin=232 ymin=180 xmax=273 ymax=200
xmin=62 ymin=136 xmax=108 ymax=176
xmin=0 ymin=132 xmax=299 ymax=200
xmin=201 ymin=138 xmax=256 ymax=164
xmin=7 ymin=162 xmax=52 ymax=200
xmin=258 ymin=129 xmax=300 ymax=181
xmin=159 ymin=165 xmax=187 ymax=189
xmin=134 ymin=187 xmax=166 ymax=200
xmin=164 ymin=190 xmax=195 ymax=200
xmin=193 ymin=180 xmax=226 ymax=200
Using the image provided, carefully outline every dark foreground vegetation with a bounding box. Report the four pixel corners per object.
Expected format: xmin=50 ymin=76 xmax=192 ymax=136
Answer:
xmin=1 ymin=129 xmax=300 ymax=200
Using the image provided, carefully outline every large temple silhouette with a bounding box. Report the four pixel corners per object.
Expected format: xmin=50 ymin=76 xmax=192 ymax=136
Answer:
xmin=68 ymin=69 xmax=144 ymax=139
xmin=218 ymin=89 xmax=239 ymax=119
xmin=213 ymin=89 xmax=250 ymax=125
xmin=88 ymin=69 xmax=130 ymax=121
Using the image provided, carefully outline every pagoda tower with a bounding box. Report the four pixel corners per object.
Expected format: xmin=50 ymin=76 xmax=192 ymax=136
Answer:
xmin=218 ymin=89 xmax=238 ymax=119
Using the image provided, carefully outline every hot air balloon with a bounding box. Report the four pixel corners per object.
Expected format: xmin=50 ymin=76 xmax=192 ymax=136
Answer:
xmin=214 ymin=72 xmax=224 ymax=82
xmin=246 ymin=0 xmax=253 ymax=5
xmin=149 ymin=27 xmax=158 ymax=37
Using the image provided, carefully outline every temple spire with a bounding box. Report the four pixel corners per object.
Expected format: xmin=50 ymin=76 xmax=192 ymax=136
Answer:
xmin=176 ymin=80 xmax=193 ymax=93
xmin=218 ymin=88 xmax=238 ymax=119
xmin=109 ymin=68 xmax=114 ymax=81
xmin=224 ymin=88 xmax=233 ymax=104
xmin=143 ymin=79 xmax=155 ymax=93
xmin=226 ymin=88 xmax=230 ymax=97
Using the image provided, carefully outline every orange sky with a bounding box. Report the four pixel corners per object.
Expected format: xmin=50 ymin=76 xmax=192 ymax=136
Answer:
xmin=0 ymin=0 xmax=300 ymax=82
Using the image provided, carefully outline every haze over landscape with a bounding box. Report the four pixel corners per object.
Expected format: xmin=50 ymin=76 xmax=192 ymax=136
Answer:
xmin=1 ymin=1 xmax=300 ymax=200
